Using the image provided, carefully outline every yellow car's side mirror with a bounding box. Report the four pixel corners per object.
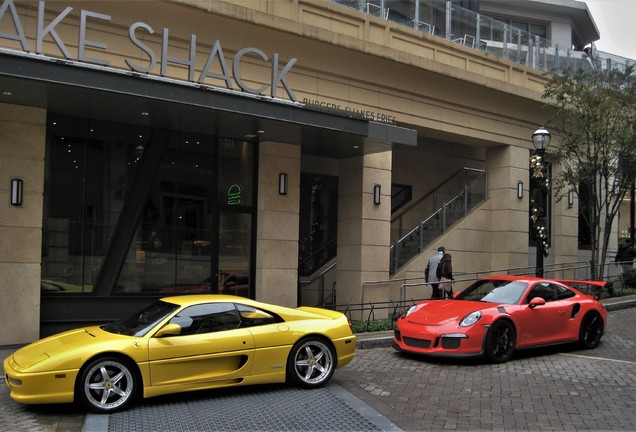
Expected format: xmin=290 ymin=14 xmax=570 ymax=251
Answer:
xmin=154 ymin=323 xmax=182 ymax=337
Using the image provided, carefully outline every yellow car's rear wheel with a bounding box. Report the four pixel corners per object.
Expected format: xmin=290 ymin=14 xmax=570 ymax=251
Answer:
xmin=287 ymin=337 xmax=335 ymax=388
xmin=77 ymin=356 xmax=137 ymax=413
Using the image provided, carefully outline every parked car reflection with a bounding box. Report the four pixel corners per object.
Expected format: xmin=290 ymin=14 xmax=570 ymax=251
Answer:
xmin=160 ymin=271 xmax=249 ymax=297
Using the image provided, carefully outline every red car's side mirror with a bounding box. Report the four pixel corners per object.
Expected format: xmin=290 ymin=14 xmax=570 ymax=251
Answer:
xmin=528 ymin=297 xmax=546 ymax=309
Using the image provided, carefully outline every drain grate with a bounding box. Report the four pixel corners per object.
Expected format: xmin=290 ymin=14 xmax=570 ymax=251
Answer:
xmin=108 ymin=384 xmax=382 ymax=432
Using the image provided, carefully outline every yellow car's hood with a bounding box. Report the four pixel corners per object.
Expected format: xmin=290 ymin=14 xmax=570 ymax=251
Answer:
xmin=12 ymin=326 xmax=131 ymax=370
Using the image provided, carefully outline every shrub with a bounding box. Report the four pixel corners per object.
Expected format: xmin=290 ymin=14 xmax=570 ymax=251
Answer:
xmin=621 ymin=269 xmax=636 ymax=288
xmin=351 ymin=319 xmax=394 ymax=333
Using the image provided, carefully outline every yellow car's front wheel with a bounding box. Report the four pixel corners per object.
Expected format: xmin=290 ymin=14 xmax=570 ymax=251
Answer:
xmin=287 ymin=337 xmax=335 ymax=388
xmin=77 ymin=357 xmax=138 ymax=413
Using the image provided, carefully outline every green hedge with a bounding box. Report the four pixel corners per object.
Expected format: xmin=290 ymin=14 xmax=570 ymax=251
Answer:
xmin=351 ymin=319 xmax=394 ymax=333
xmin=621 ymin=269 xmax=636 ymax=288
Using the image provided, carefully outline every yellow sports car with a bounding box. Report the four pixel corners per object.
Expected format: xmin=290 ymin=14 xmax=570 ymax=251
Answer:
xmin=4 ymin=295 xmax=356 ymax=413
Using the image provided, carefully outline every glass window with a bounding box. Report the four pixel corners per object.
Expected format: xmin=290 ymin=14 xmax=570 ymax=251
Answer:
xmin=511 ymin=21 xmax=528 ymax=33
xmin=554 ymin=284 xmax=576 ymax=300
xmin=42 ymin=116 xmax=151 ymax=294
xmin=236 ymin=304 xmax=280 ymax=328
xmin=115 ymin=132 xmax=218 ymax=294
xmin=299 ymin=174 xmax=338 ymax=277
xmin=102 ymin=300 xmax=180 ymax=337
xmin=458 ymin=279 xmax=528 ymax=304
xmin=43 ymin=114 xmax=256 ymax=297
xmin=218 ymin=138 xmax=253 ymax=206
xmin=218 ymin=212 xmax=252 ymax=297
xmin=530 ymin=24 xmax=547 ymax=40
xmin=169 ymin=303 xmax=240 ymax=335
xmin=525 ymin=282 xmax=561 ymax=303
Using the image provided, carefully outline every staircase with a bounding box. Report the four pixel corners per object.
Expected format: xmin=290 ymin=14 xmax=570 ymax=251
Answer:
xmin=390 ymin=168 xmax=487 ymax=274
xmin=298 ymin=167 xmax=487 ymax=305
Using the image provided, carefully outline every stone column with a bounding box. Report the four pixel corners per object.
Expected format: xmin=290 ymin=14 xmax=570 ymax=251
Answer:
xmin=485 ymin=145 xmax=530 ymax=272
xmin=336 ymin=151 xmax=391 ymax=318
xmin=256 ymin=141 xmax=301 ymax=307
xmin=0 ymin=104 xmax=46 ymax=345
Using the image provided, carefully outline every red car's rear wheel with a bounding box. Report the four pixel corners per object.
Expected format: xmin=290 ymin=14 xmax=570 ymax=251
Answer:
xmin=579 ymin=312 xmax=603 ymax=349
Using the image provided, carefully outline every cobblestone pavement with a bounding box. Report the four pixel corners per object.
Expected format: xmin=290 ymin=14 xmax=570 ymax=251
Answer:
xmin=333 ymin=308 xmax=636 ymax=431
xmin=2 ymin=306 xmax=636 ymax=431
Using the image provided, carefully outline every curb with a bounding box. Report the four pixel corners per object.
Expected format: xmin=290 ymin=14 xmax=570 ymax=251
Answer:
xmin=603 ymin=298 xmax=636 ymax=311
xmin=357 ymin=336 xmax=393 ymax=349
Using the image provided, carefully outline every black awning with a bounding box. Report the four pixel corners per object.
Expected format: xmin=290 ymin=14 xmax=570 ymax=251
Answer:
xmin=0 ymin=50 xmax=415 ymax=157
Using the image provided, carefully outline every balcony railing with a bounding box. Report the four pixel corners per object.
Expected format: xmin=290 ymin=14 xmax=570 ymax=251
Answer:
xmin=331 ymin=0 xmax=632 ymax=73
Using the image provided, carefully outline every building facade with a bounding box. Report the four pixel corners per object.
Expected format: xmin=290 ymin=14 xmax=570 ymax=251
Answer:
xmin=0 ymin=0 xmax=623 ymax=344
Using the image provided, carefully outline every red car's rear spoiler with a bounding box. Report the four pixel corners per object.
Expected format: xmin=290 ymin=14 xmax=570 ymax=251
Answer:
xmin=556 ymin=279 xmax=607 ymax=300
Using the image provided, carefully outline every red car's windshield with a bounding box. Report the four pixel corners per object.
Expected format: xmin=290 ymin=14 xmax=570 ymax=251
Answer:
xmin=457 ymin=279 xmax=529 ymax=304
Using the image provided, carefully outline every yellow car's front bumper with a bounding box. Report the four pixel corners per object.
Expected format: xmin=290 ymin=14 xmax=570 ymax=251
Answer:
xmin=4 ymin=355 xmax=77 ymax=405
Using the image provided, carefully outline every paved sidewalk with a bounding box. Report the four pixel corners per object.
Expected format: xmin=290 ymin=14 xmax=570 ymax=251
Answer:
xmin=2 ymin=294 xmax=634 ymax=432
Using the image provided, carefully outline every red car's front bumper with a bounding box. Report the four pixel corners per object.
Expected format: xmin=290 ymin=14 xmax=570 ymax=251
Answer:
xmin=392 ymin=319 xmax=488 ymax=358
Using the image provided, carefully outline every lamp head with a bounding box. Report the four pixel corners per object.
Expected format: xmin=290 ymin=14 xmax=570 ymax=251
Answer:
xmin=532 ymin=127 xmax=551 ymax=151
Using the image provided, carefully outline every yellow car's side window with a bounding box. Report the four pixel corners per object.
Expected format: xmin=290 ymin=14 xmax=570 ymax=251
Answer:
xmin=169 ymin=303 xmax=240 ymax=336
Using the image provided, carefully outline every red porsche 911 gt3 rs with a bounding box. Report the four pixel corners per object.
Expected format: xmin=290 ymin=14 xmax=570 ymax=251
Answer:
xmin=393 ymin=275 xmax=608 ymax=363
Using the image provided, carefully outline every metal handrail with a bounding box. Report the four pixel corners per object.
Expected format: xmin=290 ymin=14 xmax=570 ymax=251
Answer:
xmin=391 ymin=167 xmax=485 ymax=223
xmin=299 ymin=261 xmax=337 ymax=285
xmin=361 ymin=259 xmax=628 ymax=306
xmin=389 ymin=169 xmax=487 ymax=274
xmin=298 ymin=236 xmax=337 ymax=276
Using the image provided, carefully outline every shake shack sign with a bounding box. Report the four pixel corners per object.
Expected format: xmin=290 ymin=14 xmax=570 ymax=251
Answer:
xmin=0 ymin=0 xmax=298 ymax=102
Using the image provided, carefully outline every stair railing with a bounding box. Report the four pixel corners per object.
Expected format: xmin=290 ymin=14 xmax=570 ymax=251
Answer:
xmin=389 ymin=168 xmax=487 ymax=274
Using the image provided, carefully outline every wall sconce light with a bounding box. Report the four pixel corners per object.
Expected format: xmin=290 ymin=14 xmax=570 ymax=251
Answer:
xmin=278 ymin=173 xmax=288 ymax=195
xmin=10 ymin=178 xmax=23 ymax=206
xmin=568 ymin=190 xmax=574 ymax=208
xmin=517 ymin=181 xmax=523 ymax=199
xmin=373 ymin=184 xmax=381 ymax=205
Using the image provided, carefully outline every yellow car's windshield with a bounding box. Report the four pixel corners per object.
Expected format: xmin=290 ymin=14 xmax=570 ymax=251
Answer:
xmin=102 ymin=300 xmax=179 ymax=337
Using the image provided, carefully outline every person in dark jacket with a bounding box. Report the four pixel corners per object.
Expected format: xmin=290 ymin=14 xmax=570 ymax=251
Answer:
xmin=436 ymin=253 xmax=454 ymax=299
xmin=615 ymin=239 xmax=635 ymax=272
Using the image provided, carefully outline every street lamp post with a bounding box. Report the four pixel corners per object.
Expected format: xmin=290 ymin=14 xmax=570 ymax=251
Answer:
xmin=530 ymin=127 xmax=551 ymax=277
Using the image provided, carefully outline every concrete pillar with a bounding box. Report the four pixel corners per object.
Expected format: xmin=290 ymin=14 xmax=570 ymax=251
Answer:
xmin=0 ymin=103 xmax=46 ymax=345
xmin=336 ymin=151 xmax=391 ymax=316
xmin=256 ymin=141 xmax=301 ymax=307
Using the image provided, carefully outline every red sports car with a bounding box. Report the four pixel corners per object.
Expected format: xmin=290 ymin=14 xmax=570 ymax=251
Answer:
xmin=393 ymin=275 xmax=608 ymax=363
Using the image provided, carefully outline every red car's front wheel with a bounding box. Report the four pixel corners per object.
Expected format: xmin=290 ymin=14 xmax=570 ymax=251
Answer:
xmin=485 ymin=320 xmax=516 ymax=363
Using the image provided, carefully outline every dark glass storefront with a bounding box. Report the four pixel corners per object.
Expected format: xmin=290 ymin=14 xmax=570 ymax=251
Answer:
xmin=42 ymin=114 xmax=257 ymax=300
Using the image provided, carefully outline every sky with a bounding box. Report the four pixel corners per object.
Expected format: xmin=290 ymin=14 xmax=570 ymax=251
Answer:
xmin=580 ymin=0 xmax=636 ymax=60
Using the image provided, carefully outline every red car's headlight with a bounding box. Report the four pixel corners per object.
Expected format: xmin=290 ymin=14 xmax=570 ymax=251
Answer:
xmin=460 ymin=311 xmax=482 ymax=327
xmin=404 ymin=304 xmax=426 ymax=318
